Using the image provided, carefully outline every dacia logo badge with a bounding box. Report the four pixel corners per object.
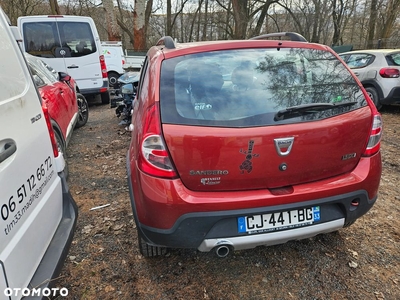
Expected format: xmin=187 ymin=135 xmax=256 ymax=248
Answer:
xmin=274 ymin=137 xmax=294 ymax=156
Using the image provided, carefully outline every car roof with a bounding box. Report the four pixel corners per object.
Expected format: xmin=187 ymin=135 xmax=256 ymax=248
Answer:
xmin=340 ymin=49 xmax=400 ymax=55
xmin=152 ymin=39 xmax=333 ymax=60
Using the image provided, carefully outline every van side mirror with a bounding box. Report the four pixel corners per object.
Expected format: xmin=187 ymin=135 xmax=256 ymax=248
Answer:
xmin=58 ymin=72 xmax=71 ymax=82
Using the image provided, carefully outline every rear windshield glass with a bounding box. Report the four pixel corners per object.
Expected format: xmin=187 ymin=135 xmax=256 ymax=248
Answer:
xmin=386 ymin=52 xmax=400 ymax=66
xmin=160 ymin=48 xmax=367 ymax=127
xmin=23 ymin=21 xmax=96 ymax=58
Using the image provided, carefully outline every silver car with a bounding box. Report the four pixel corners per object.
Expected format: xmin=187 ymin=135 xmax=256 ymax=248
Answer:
xmin=340 ymin=49 xmax=400 ymax=109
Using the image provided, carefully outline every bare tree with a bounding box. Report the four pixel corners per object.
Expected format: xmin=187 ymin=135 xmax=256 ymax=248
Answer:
xmin=367 ymin=0 xmax=378 ymax=48
xmin=103 ymin=0 xmax=120 ymax=41
xmin=49 ymin=0 xmax=61 ymax=14
xmin=377 ymin=0 xmax=400 ymax=47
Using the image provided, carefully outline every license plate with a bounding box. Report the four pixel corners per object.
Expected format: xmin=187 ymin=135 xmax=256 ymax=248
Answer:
xmin=238 ymin=206 xmax=321 ymax=234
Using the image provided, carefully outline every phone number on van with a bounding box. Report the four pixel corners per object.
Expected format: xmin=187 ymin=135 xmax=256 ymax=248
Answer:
xmin=2 ymin=156 xmax=54 ymax=235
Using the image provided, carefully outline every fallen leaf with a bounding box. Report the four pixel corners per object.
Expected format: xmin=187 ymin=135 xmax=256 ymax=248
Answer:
xmin=348 ymin=261 xmax=358 ymax=268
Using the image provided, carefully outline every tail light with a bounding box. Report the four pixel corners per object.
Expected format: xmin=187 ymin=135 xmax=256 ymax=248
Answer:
xmin=379 ymin=68 xmax=400 ymax=78
xmin=42 ymin=103 xmax=59 ymax=158
xmin=99 ymin=55 xmax=108 ymax=79
xmin=363 ymin=114 xmax=382 ymax=157
xmin=122 ymin=59 xmax=125 ymax=66
xmin=138 ymin=103 xmax=178 ymax=178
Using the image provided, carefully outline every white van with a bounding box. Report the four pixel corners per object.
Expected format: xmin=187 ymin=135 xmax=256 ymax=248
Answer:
xmin=0 ymin=7 xmax=77 ymax=299
xmin=17 ymin=15 xmax=111 ymax=104
xmin=101 ymin=41 xmax=125 ymax=87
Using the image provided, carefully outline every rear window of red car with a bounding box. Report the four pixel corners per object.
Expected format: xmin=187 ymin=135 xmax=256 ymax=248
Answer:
xmin=160 ymin=48 xmax=367 ymax=127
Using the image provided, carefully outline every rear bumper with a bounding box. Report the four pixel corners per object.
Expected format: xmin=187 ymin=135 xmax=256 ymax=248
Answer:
xmin=127 ymin=151 xmax=380 ymax=252
xmin=79 ymin=80 xmax=109 ymax=96
xmin=381 ymin=86 xmax=400 ymax=104
xmin=134 ymin=189 xmax=375 ymax=251
xmin=27 ymin=172 xmax=78 ymax=298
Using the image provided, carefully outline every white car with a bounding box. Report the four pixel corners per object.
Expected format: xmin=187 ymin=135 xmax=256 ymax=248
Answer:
xmin=0 ymin=7 xmax=77 ymax=299
xmin=340 ymin=49 xmax=400 ymax=109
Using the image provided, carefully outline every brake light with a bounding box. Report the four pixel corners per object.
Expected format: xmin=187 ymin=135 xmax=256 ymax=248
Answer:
xmin=122 ymin=59 xmax=125 ymax=66
xmin=379 ymin=68 xmax=400 ymax=78
xmin=363 ymin=114 xmax=382 ymax=157
xmin=138 ymin=103 xmax=177 ymax=178
xmin=99 ymin=55 xmax=108 ymax=79
xmin=42 ymin=103 xmax=59 ymax=158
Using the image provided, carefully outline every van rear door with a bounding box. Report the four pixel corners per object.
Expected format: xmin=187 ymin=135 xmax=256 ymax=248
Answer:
xmin=18 ymin=15 xmax=105 ymax=93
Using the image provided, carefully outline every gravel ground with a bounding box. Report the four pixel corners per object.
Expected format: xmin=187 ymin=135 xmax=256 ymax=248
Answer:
xmin=56 ymin=103 xmax=400 ymax=300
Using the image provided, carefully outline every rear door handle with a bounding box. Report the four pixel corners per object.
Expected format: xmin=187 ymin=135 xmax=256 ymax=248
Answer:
xmin=0 ymin=140 xmax=17 ymax=163
xmin=67 ymin=65 xmax=79 ymax=69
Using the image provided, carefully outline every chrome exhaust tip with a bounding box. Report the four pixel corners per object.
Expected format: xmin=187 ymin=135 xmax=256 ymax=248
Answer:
xmin=215 ymin=245 xmax=231 ymax=258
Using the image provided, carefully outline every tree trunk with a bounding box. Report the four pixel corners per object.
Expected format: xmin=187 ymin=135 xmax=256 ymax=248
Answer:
xmin=379 ymin=0 xmax=400 ymax=48
xmin=367 ymin=0 xmax=378 ymax=48
xmin=232 ymin=0 xmax=248 ymax=39
xmin=133 ymin=0 xmax=146 ymax=51
xmin=103 ymin=0 xmax=120 ymax=41
xmin=49 ymin=0 xmax=60 ymax=15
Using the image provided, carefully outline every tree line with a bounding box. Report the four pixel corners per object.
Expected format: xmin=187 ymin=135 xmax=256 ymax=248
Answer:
xmin=1 ymin=0 xmax=399 ymax=52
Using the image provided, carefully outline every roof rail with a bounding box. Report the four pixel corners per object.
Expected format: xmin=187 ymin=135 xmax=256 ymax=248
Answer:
xmin=250 ymin=32 xmax=308 ymax=42
xmin=156 ymin=36 xmax=176 ymax=49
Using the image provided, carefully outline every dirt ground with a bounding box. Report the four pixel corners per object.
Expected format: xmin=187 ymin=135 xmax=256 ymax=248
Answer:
xmin=56 ymin=102 xmax=400 ymax=300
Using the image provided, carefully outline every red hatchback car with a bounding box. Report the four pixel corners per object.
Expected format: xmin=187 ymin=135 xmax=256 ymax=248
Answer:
xmin=127 ymin=33 xmax=382 ymax=257
xmin=25 ymin=54 xmax=88 ymax=157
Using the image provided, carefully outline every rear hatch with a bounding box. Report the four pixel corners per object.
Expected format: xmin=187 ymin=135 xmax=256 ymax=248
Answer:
xmin=160 ymin=47 xmax=372 ymax=191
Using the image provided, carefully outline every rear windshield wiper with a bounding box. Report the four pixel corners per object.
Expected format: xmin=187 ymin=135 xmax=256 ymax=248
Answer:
xmin=274 ymin=101 xmax=358 ymax=121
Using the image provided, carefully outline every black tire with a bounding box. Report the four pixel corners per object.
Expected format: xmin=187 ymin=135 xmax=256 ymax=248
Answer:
xmin=365 ymin=86 xmax=382 ymax=110
xmin=137 ymin=232 xmax=167 ymax=257
xmin=108 ymin=71 xmax=120 ymax=88
xmin=101 ymin=91 xmax=111 ymax=104
xmin=75 ymin=93 xmax=89 ymax=128
xmin=54 ymin=129 xmax=69 ymax=178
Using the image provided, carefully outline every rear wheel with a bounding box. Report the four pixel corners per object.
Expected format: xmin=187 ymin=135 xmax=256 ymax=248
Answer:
xmin=75 ymin=93 xmax=89 ymax=128
xmin=101 ymin=91 xmax=111 ymax=104
xmin=365 ymin=86 xmax=382 ymax=110
xmin=108 ymin=71 xmax=120 ymax=88
xmin=137 ymin=232 xmax=167 ymax=257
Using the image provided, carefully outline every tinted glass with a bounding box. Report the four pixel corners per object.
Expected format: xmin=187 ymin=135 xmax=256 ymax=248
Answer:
xmin=344 ymin=53 xmax=374 ymax=68
xmin=386 ymin=52 xmax=400 ymax=66
xmin=23 ymin=21 xmax=96 ymax=58
xmin=23 ymin=22 xmax=61 ymax=58
xmin=160 ymin=48 xmax=366 ymax=127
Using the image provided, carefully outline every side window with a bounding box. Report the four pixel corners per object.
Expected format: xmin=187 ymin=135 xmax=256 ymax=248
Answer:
xmin=23 ymin=22 xmax=61 ymax=58
xmin=59 ymin=22 xmax=96 ymax=58
xmin=346 ymin=54 xmax=374 ymax=69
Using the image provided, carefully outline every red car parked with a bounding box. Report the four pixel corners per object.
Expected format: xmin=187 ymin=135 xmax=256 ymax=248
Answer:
xmin=25 ymin=53 xmax=88 ymax=157
xmin=127 ymin=33 xmax=382 ymax=257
